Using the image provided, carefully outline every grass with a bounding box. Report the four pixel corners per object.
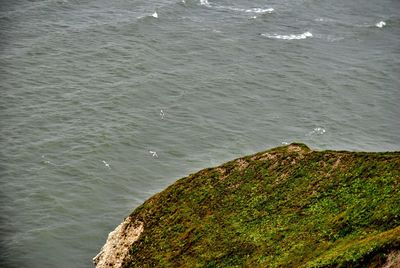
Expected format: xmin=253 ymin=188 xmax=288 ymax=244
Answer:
xmin=122 ymin=143 xmax=400 ymax=267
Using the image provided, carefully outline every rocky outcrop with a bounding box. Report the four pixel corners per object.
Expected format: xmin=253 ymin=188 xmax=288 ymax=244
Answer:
xmin=382 ymin=250 xmax=400 ymax=268
xmin=93 ymin=217 xmax=143 ymax=268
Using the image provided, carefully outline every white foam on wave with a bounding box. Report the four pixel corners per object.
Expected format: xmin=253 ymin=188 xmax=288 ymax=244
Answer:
xmin=151 ymin=11 xmax=158 ymax=18
xmin=200 ymin=0 xmax=211 ymax=7
xmin=246 ymin=8 xmax=274 ymax=14
xmin=375 ymin=21 xmax=386 ymax=28
xmin=262 ymin=31 xmax=313 ymax=40
xmin=203 ymin=3 xmax=273 ymax=15
xmin=222 ymin=6 xmax=274 ymax=14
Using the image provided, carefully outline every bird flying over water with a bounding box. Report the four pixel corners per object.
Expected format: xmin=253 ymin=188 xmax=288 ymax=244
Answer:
xmin=149 ymin=151 xmax=158 ymax=158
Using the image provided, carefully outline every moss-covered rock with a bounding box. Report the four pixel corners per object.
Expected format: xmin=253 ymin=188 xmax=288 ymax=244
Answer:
xmin=97 ymin=143 xmax=400 ymax=267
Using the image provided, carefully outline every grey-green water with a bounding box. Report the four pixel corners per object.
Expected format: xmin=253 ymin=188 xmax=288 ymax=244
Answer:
xmin=0 ymin=0 xmax=399 ymax=267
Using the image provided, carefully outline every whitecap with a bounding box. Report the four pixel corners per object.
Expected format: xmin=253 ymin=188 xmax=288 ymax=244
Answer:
xmin=262 ymin=32 xmax=313 ymax=40
xmin=375 ymin=21 xmax=386 ymax=28
xmin=200 ymin=0 xmax=211 ymax=7
xmin=245 ymin=8 xmax=274 ymax=14
xmin=152 ymin=11 xmax=158 ymax=18
xmin=222 ymin=6 xmax=274 ymax=14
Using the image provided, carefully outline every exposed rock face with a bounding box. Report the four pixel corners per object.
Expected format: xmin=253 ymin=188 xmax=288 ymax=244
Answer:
xmin=93 ymin=217 xmax=143 ymax=268
xmin=382 ymin=250 xmax=400 ymax=268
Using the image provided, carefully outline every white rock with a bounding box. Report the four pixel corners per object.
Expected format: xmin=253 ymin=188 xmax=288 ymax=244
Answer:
xmin=93 ymin=217 xmax=144 ymax=268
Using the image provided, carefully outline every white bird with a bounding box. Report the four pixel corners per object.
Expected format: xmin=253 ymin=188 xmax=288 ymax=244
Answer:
xmin=376 ymin=21 xmax=386 ymax=28
xmin=102 ymin=160 xmax=111 ymax=168
xmin=152 ymin=11 xmax=158 ymax=18
xmin=149 ymin=150 xmax=158 ymax=158
xmin=160 ymin=109 xmax=165 ymax=119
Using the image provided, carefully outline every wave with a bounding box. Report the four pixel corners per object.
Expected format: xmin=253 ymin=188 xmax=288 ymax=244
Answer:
xmin=313 ymin=16 xmax=390 ymax=31
xmin=225 ymin=7 xmax=274 ymax=14
xmin=137 ymin=11 xmax=159 ymax=20
xmin=262 ymin=32 xmax=313 ymax=40
xmin=244 ymin=8 xmax=274 ymax=14
xmin=198 ymin=0 xmax=273 ymax=15
xmin=200 ymin=0 xmax=211 ymax=7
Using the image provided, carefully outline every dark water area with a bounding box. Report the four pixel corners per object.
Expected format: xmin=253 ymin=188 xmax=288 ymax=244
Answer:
xmin=0 ymin=0 xmax=399 ymax=267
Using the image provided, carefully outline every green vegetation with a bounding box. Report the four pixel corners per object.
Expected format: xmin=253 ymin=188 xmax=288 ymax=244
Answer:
xmin=123 ymin=143 xmax=400 ymax=267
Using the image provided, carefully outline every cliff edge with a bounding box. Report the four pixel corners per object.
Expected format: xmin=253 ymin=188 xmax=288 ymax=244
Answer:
xmin=94 ymin=143 xmax=400 ymax=267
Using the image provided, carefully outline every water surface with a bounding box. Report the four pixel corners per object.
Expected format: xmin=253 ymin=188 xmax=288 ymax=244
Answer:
xmin=1 ymin=0 xmax=399 ymax=267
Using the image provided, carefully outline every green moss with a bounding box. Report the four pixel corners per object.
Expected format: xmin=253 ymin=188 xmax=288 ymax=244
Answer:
xmin=122 ymin=143 xmax=400 ymax=267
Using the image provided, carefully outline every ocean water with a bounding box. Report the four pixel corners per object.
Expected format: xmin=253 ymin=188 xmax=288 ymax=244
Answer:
xmin=0 ymin=0 xmax=399 ymax=267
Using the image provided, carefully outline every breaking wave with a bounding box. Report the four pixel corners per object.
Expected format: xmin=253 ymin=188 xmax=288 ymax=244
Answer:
xmin=200 ymin=0 xmax=211 ymax=7
xmin=198 ymin=0 xmax=273 ymax=15
xmin=226 ymin=7 xmax=274 ymax=14
xmin=262 ymin=31 xmax=313 ymax=40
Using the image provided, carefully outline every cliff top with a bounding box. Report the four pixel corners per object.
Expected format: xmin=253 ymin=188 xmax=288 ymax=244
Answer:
xmin=95 ymin=143 xmax=400 ymax=267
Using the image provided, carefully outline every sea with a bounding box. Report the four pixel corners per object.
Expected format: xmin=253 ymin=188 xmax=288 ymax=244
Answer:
xmin=0 ymin=0 xmax=399 ymax=267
